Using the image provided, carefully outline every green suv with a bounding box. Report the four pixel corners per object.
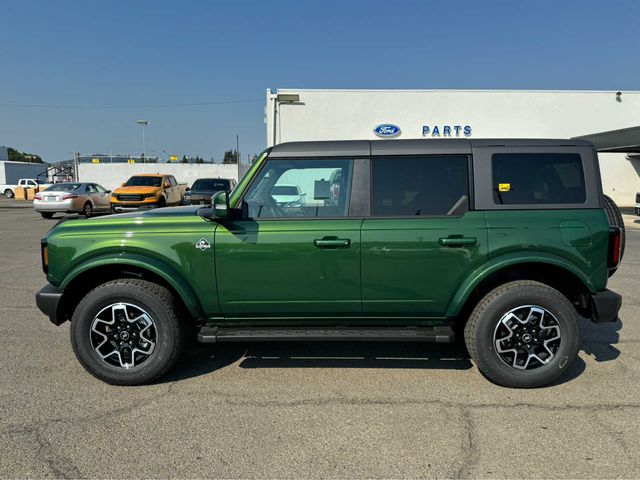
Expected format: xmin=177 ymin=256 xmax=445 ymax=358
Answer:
xmin=35 ymin=139 xmax=624 ymax=388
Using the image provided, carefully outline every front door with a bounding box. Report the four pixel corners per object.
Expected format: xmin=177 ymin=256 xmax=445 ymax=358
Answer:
xmin=361 ymin=155 xmax=488 ymax=317
xmin=215 ymin=157 xmax=362 ymax=319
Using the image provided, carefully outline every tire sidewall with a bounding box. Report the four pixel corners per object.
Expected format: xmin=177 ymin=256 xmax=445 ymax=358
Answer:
xmin=71 ymin=283 xmax=178 ymax=384
xmin=83 ymin=203 xmax=92 ymax=218
xmin=471 ymin=285 xmax=579 ymax=388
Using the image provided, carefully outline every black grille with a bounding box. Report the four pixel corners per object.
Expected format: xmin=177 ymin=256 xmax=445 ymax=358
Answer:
xmin=117 ymin=194 xmax=143 ymax=201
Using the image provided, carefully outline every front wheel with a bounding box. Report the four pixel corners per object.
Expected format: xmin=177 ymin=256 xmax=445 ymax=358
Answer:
xmin=70 ymin=279 xmax=185 ymax=385
xmin=40 ymin=212 xmax=54 ymax=219
xmin=464 ymin=280 xmax=579 ymax=388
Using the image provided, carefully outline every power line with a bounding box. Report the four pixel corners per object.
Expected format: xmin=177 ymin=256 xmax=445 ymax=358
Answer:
xmin=0 ymin=98 xmax=263 ymax=109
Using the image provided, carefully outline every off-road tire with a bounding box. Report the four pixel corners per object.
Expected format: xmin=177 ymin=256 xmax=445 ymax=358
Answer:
xmin=157 ymin=197 xmax=166 ymax=208
xmin=464 ymin=280 xmax=579 ymax=388
xmin=603 ymin=194 xmax=625 ymax=266
xmin=40 ymin=212 xmax=54 ymax=219
xmin=4 ymin=189 xmax=14 ymax=199
xmin=70 ymin=279 xmax=184 ymax=385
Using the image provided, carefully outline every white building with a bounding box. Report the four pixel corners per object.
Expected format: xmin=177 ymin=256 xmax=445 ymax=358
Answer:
xmin=266 ymin=89 xmax=640 ymax=206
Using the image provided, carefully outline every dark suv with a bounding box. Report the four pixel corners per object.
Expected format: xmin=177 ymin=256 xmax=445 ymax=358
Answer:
xmin=36 ymin=139 xmax=624 ymax=388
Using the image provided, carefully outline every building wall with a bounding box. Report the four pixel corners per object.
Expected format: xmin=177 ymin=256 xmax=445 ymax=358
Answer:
xmin=0 ymin=161 xmax=46 ymax=185
xmin=266 ymin=89 xmax=640 ymax=206
xmin=78 ymin=163 xmax=239 ymax=191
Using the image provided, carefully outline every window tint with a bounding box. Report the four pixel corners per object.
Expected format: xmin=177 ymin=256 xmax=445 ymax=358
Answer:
xmin=46 ymin=183 xmax=81 ymax=192
xmin=169 ymin=176 xmax=177 ymax=187
xmin=85 ymin=184 xmax=96 ymax=193
xmin=492 ymin=153 xmax=586 ymax=205
xmin=371 ymin=156 xmax=469 ymax=216
xmin=94 ymin=184 xmax=107 ymax=193
xmin=245 ymin=159 xmax=352 ymax=218
xmin=125 ymin=176 xmax=162 ymax=187
xmin=192 ymin=179 xmax=230 ymax=191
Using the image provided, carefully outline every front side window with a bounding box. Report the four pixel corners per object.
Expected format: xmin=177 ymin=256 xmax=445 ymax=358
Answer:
xmin=244 ymin=158 xmax=352 ymax=218
xmin=169 ymin=176 xmax=177 ymax=187
xmin=371 ymin=156 xmax=469 ymax=216
xmin=492 ymin=153 xmax=586 ymax=205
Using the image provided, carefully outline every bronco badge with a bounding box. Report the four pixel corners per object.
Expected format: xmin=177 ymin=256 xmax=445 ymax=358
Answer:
xmin=195 ymin=238 xmax=211 ymax=251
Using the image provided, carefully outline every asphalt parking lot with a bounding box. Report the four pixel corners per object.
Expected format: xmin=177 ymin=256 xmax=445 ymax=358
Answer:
xmin=1 ymin=197 xmax=640 ymax=479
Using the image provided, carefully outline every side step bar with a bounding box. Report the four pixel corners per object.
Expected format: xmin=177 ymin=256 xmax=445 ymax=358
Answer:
xmin=197 ymin=326 xmax=455 ymax=344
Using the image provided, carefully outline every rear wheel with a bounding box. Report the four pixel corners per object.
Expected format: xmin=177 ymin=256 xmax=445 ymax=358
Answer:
xmin=464 ymin=280 xmax=579 ymax=388
xmin=40 ymin=212 xmax=54 ymax=219
xmin=70 ymin=279 xmax=185 ymax=385
xmin=83 ymin=202 xmax=93 ymax=218
xmin=4 ymin=189 xmax=14 ymax=199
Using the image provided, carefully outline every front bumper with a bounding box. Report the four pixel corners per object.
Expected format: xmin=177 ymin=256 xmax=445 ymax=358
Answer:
xmin=111 ymin=202 xmax=158 ymax=212
xmin=35 ymin=284 xmax=65 ymax=325
xmin=590 ymin=289 xmax=622 ymax=323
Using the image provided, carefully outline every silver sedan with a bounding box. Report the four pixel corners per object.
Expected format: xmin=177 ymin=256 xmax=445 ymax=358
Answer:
xmin=33 ymin=182 xmax=112 ymax=219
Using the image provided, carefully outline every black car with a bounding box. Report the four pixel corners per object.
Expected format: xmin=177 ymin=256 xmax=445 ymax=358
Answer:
xmin=183 ymin=178 xmax=237 ymax=205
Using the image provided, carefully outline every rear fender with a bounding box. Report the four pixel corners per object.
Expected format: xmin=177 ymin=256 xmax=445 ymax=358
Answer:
xmin=446 ymin=252 xmax=596 ymax=318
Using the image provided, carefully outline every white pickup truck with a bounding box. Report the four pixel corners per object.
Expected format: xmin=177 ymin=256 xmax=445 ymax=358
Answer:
xmin=1 ymin=178 xmax=52 ymax=198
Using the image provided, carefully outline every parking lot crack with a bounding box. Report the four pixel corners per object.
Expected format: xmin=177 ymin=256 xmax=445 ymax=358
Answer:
xmin=35 ymin=425 xmax=83 ymax=479
xmin=453 ymin=407 xmax=478 ymax=479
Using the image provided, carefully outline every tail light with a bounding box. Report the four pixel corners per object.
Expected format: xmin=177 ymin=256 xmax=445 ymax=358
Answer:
xmin=41 ymin=239 xmax=49 ymax=274
xmin=608 ymin=227 xmax=621 ymax=269
xmin=62 ymin=193 xmax=78 ymax=200
xmin=34 ymin=193 xmax=42 ymax=200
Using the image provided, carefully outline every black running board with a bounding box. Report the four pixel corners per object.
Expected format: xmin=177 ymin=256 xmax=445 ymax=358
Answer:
xmin=197 ymin=326 xmax=455 ymax=343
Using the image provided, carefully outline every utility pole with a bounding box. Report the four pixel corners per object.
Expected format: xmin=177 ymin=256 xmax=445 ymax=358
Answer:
xmin=236 ymin=134 xmax=240 ymax=181
xmin=137 ymin=120 xmax=150 ymax=163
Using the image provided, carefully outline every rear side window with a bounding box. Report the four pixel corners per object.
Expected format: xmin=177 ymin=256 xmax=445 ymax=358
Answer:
xmin=371 ymin=156 xmax=469 ymax=216
xmin=492 ymin=153 xmax=586 ymax=205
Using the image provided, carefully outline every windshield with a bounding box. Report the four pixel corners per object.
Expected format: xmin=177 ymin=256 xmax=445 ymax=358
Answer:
xmin=46 ymin=183 xmax=81 ymax=192
xmin=125 ymin=176 xmax=162 ymax=187
xmin=271 ymin=185 xmax=299 ymax=196
xmin=192 ymin=179 xmax=229 ymax=191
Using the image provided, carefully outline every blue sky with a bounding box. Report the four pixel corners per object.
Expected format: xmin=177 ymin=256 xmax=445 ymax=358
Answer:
xmin=1 ymin=0 xmax=638 ymax=163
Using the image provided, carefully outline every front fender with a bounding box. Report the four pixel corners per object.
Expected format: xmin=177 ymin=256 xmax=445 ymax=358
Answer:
xmin=445 ymin=252 xmax=597 ymax=318
xmin=59 ymin=253 xmax=204 ymax=319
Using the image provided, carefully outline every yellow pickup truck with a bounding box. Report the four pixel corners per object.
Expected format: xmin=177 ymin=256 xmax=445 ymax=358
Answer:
xmin=110 ymin=174 xmax=188 ymax=212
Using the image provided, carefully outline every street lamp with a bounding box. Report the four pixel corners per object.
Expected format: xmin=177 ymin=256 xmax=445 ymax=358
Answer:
xmin=136 ymin=120 xmax=150 ymax=162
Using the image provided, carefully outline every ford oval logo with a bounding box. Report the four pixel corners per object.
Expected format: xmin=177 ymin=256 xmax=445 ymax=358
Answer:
xmin=373 ymin=124 xmax=401 ymax=138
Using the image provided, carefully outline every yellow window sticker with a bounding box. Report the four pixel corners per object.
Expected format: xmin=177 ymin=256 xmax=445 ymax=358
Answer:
xmin=498 ymin=183 xmax=511 ymax=192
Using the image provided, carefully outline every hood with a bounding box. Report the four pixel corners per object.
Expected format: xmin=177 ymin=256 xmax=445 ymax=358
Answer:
xmin=113 ymin=185 xmax=161 ymax=194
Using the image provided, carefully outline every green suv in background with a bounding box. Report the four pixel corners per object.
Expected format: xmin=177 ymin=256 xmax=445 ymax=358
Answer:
xmin=35 ymin=139 xmax=624 ymax=388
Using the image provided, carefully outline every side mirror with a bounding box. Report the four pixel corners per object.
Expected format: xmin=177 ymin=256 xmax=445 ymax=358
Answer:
xmin=106 ymin=190 xmax=112 ymax=194
xmin=185 ymin=187 xmax=191 ymax=192
xmin=121 ymin=182 xmax=126 ymax=187
xmin=164 ymin=182 xmax=170 ymax=188
xmin=313 ymin=180 xmax=331 ymax=200
xmin=211 ymin=191 xmax=229 ymax=219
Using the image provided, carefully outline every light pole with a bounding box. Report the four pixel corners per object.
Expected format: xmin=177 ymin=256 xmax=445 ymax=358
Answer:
xmin=137 ymin=120 xmax=150 ymax=163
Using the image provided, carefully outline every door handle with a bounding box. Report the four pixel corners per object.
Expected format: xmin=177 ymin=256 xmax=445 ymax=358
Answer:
xmin=439 ymin=236 xmax=477 ymax=247
xmin=313 ymin=238 xmax=351 ymax=248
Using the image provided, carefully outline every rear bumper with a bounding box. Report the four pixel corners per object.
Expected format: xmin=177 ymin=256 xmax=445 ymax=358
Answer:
xmin=590 ymin=289 xmax=622 ymax=323
xmin=35 ymin=284 xmax=65 ymax=326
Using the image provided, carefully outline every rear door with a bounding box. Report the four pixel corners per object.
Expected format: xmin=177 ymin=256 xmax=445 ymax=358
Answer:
xmin=361 ymin=155 xmax=488 ymax=317
xmin=215 ymin=157 xmax=363 ymax=318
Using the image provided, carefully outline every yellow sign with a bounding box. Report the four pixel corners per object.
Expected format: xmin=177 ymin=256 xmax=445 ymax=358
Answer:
xmin=128 ymin=159 xmax=136 ymax=164
xmin=92 ymin=158 xmax=100 ymax=164
xmin=170 ymin=155 xmax=178 ymax=162
xmin=498 ymin=183 xmax=511 ymax=192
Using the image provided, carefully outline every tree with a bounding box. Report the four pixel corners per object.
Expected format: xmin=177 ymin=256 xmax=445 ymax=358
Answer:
xmin=7 ymin=147 xmax=43 ymax=163
xmin=223 ymin=149 xmax=238 ymax=164
xmin=195 ymin=156 xmax=204 ymax=164
xmin=181 ymin=155 xmax=189 ymax=164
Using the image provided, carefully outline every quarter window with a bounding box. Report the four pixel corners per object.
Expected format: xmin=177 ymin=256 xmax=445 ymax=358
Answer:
xmin=244 ymin=159 xmax=353 ymax=218
xmin=371 ymin=156 xmax=469 ymax=216
xmin=492 ymin=153 xmax=586 ymax=205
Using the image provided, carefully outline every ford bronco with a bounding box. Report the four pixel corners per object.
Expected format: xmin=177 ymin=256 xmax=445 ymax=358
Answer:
xmin=36 ymin=139 xmax=623 ymax=388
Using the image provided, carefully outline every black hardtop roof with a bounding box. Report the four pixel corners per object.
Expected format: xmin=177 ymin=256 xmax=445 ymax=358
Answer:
xmin=269 ymin=138 xmax=594 ymax=157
